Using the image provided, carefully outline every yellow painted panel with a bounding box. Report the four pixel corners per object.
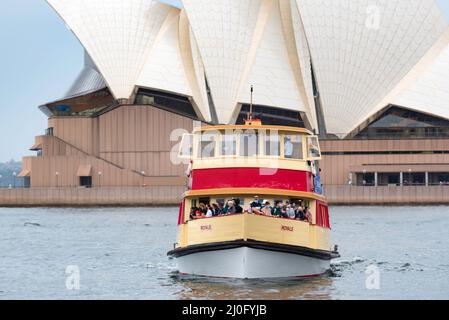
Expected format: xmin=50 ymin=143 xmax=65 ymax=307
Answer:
xmin=177 ymin=214 xmax=332 ymax=251
xmin=177 ymin=225 xmax=188 ymax=247
xmin=186 ymin=215 xmax=245 ymax=246
xmin=314 ymin=227 xmax=331 ymax=251
xmin=245 ymin=215 xmax=310 ymax=248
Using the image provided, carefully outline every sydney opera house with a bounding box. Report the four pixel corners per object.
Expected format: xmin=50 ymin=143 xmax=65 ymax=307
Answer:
xmin=17 ymin=0 xmax=449 ymax=204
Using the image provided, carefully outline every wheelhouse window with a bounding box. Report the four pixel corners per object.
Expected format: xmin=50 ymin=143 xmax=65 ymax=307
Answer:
xmin=239 ymin=131 xmax=259 ymax=157
xmin=220 ymin=134 xmax=237 ymax=157
xmin=264 ymin=132 xmax=281 ymax=157
xmin=197 ymin=133 xmax=217 ymax=159
xmin=179 ymin=134 xmax=194 ymax=159
xmin=307 ymin=136 xmax=321 ymax=159
xmin=284 ymin=135 xmax=303 ymax=159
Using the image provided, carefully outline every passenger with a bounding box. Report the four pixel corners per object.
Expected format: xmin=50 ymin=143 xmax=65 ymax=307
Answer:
xmin=199 ymin=203 xmax=208 ymax=215
xmin=190 ymin=207 xmax=198 ymax=220
xmin=261 ymin=200 xmax=273 ymax=216
xmin=193 ymin=207 xmax=204 ymax=219
xmin=218 ymin=202 xmax=225 ymax=215
xmin=223 ymin=200 xmax=236 ymax=215
xmin=272 ymin=201 xmax=283 ymax=217
xmin=234 ymin=198 xmax=244 ymax=214
xmin=284 ymin=137 xmax=294 ymax=159
xmin=212 ymin=203 xmax=221 ymax=216
xmin=205 ymin=204 xmax=214 ymax=218
xmin=286 ymin=203 xmax=296 ymax=219
xmin=295 ymin=206 xmax=305 ymax=221
xmin=304 ymin=207 xmax=312 ymax=223
xmin=281 ymin=204 xmax=289 ymax=218
xmin=252 ymin=205 xmax=264 ymax=215
xmin=250 ymin=196 xmax=263 ymax=209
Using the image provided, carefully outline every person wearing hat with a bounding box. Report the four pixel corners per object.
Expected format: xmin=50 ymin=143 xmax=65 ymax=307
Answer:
xmin=223 ymin=200 xmax=236 ymax=215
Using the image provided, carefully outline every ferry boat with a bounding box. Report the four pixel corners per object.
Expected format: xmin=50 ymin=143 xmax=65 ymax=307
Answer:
xmin=168 ymin=118 xmax=339 ymax=279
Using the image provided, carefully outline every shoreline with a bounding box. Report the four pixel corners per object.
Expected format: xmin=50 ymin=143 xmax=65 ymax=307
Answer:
xmin=2 ymin=185 xmax=449 ymax=207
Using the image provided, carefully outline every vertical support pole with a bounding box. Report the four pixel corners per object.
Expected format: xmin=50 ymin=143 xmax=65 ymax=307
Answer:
xmin=400 ymin=172 xmax=404 ymax=187
xmin=249 ymin=85 xmax=254 ymax=121
xmin=425 ymin=172 xmax=429 ymax=187
xmin=374 ymin=172 xmax=378 ymax=187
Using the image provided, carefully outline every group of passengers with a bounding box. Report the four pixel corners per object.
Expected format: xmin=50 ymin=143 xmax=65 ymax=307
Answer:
xmin=249 ymin=196 xmax=312 ymax=222
xmin=190 ymin=196 xmax=312 ymax=223
xmin=190 ymin=199 xmax=244 ymax=219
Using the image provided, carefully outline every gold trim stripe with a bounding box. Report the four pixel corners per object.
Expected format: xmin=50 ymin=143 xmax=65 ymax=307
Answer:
xmin=195 ymin=125 xmax=313 ymax=135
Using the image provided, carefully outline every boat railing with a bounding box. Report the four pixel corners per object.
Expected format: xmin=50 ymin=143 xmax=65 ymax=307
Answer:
xmin=187 ymin=211 xmax=312 ymax=225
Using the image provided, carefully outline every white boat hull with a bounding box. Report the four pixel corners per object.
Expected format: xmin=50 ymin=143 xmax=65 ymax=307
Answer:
xmin=175 ymin=247 xmax=330 ymax=279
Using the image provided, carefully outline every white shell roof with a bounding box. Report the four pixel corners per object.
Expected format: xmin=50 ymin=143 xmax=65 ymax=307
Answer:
xmin=237 ymin=0 xmax=308 ymax=115
xmin=297 ymin=0 xmax=448 ymax=135
xmin=394 ymin=35 xmax=449 ymax=121
xmin=289 ymin=0 xmax=317 ymax=129
xmin=182 ymin=0 xmax=263 ymax=123
xmin=48 ymin=0 xmax=173 ymax=99
xmin=47 ymin=0 xmax=449 ymax=132
xmin=136 ymin=9 xmax=193 ymax=97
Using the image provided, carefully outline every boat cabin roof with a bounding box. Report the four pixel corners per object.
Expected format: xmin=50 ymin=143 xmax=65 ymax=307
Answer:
xmin=195 ymin=124 xmax=314 ymax=136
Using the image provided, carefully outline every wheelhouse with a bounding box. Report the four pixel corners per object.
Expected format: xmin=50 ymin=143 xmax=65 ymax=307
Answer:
xmin=179 ymin=125 xmax=322 ymax=163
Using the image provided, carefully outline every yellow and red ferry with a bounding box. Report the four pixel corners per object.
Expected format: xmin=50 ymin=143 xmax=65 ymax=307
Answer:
xmin=168 ymin=119 xmax=339 ymax=279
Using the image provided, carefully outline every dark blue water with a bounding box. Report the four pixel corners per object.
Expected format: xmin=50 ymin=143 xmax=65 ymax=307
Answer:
xmin=0 ymin=206 xmax=448 ymax=300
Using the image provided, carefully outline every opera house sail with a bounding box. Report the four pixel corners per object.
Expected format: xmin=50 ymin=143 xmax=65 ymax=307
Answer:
xmin=14 ymin=0 xmax=449 ymax=206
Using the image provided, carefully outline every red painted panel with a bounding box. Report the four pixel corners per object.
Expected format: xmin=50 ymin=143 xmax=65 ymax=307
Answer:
xmin=191 ymin=168 xmax=314 ymax=193
xmin=177 ymin=200 xmax=185 ymax=225
xmin=316 ymin=201 xmax=331 ymax=229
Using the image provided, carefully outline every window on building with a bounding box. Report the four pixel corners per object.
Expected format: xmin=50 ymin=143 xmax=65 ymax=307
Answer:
xmin=429 ymin=173 xmax=449 ymax=186
xmin=355 ymin=106 xmax=449 ymax=139
xmin=135 ymin=88 xmax=199 ymax=119
xmin=23 ymin=177 xmax=31 ymax=189
xmin=46 ymin=127 xmax=54 ymax=136
xmin=357 ymin=173 xmax=375 ymax=186
xmin=44 ymin=88 xmax=114 ymax=117
xmin=403 ymin=172 xmax=425 ymax=186
xmin=378 ymin=173 xmax=400 ymax=186
xmin=80 ymin=176 xmax=92 ymax=188
xmin=236 ymin=104 xmax=305 ymax=128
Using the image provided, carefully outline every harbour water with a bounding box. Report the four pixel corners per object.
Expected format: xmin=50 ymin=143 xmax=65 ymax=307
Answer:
xmin=0 ymin=206 xmax=448 ymax=300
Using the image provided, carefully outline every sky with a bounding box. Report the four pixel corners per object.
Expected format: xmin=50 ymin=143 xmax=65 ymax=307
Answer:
xmin=0 ymin=0 xmax=447 ymax=162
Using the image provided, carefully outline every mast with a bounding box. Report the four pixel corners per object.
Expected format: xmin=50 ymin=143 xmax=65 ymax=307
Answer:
xmin=248 ymin=85 xmax=254 ymax=121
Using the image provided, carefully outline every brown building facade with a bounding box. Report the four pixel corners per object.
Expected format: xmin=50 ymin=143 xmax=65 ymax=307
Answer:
xmin=9 ymin=100 xmax=449 ymax=206
xmin=20 ymin=104 xmax=193 ymax=191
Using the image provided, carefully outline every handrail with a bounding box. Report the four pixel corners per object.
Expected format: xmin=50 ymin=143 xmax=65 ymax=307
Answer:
xmin=50 ymin=136 xmax=126 ymax=171
xmin=185 ymin=188 xmax=327 ymax=202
